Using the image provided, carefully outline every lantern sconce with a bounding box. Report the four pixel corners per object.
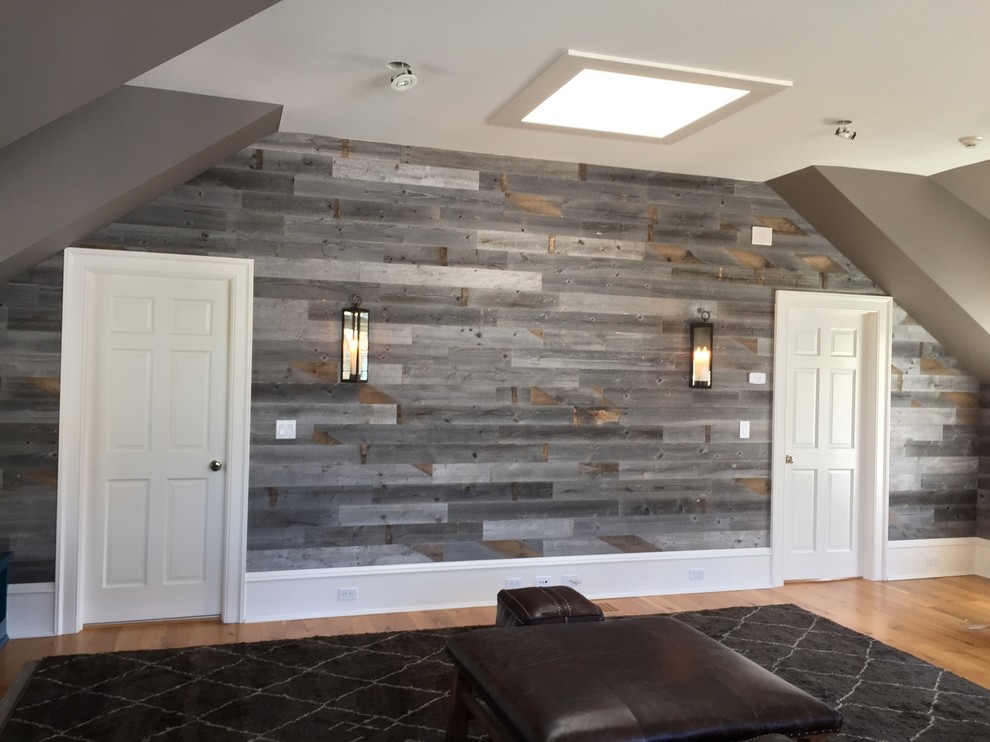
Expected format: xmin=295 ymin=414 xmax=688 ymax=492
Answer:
xmin=690 ymin=310 xmax=713 ymax=389
xmin=341 ymin=294 xmax=369 ymax=383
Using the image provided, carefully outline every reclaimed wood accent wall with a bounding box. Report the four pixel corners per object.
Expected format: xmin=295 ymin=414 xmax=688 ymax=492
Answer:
xmin=979 ymin=386 xmax=990 ymax=540
xmin=889 ymin=311 xmax=981 ymax=537
xmin=0 ymin=133 xmax=983 ymax=580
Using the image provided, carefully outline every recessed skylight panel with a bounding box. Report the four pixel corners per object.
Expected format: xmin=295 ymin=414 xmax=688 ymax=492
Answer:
xmin=492 ymin=51 xmax=791 ymax=144
xmin=522 ymin=69 xmax=749 ymax=139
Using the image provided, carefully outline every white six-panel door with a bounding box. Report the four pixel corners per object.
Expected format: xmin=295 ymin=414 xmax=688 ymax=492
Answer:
xmin=771 ymin=290 xmax=892 ymax=585
xmin=57 ymin=248 xmax=254 ymax=634
xmin=82 ymin=273 xmax=230 ymax=622
xmin=782 ymin=307 xmax=865 ymax=579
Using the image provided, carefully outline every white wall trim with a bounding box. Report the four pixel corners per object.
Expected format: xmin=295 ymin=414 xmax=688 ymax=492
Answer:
xmin=243 ymin=549 xmax=773 ymax=622
xmin=15 ymin=540 xmax=987 ymax=636
xmin=56 ymin=248 xmax=254 ymax=634
xmin=8 ymin=582 xmax=56 ymax=639
xmin=973 ymin=538 xmax=990 ymax=578
xmin=886 ymin=537 xmax=978 ymax=580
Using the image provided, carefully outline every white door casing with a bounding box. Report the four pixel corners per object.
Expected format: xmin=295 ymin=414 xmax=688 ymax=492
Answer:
xmin=771 ymin=290 xmax=892 ymax=585
xmin=56 ymin=248 xmax=253 ymax=634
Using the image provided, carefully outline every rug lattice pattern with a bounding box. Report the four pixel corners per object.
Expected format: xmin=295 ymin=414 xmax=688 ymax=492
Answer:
xmin=3 ymin=604 xmax=989 ymax=741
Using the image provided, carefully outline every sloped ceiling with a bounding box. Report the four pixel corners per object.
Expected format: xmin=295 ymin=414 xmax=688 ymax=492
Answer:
xmin=770 ymin=165 xmax=990 ymax=382
xmin=0 ymin=0 xmax=282 ymax=283
xmin=4 ymin=1 xmax=990 ymax=381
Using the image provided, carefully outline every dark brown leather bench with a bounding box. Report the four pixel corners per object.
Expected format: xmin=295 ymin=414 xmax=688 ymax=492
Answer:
xmin=445 ymin=616 xmax=841 ymax=742
xmin=496 ymin=586 xmax=604 ymax=627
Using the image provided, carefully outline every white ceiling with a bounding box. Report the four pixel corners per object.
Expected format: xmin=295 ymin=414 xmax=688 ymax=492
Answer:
xmin=132 ymin=0 xmax=990 ymax=183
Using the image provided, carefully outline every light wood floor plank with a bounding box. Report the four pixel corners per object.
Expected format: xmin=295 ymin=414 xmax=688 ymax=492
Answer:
xmin=4 ymin=576 xmax=990 ymax=698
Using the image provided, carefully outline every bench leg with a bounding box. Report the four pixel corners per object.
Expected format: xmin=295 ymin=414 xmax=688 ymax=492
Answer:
xmin=446 ymin=669 xmax=521 ymax=742
xmin=446 ymin=671 xmax=472 ymax=742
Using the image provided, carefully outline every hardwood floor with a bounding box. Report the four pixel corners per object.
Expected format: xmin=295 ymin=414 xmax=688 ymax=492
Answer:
xmin=4 ymin=576 xmax=990 ymax=699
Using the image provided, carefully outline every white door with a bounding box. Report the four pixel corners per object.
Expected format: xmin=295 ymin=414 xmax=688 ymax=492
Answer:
xmin=781 ymin=307 xmax=865 ymax=579
xmin=81 ymin=272 xmax=230 ymax=623
xmin=57 ymin=248 xmax=253 ymax=634
xmin=771 ymin=291 xmax=892 ymax=585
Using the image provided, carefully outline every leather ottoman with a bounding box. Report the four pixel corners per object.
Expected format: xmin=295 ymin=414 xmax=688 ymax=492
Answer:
xmin=495 ymin=586 xmax=604 ymax=627
xmin=445 ymin=616 xmax=842 ymax=742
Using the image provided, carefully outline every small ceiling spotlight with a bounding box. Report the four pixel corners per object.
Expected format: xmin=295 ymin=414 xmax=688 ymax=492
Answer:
xmin=387 ymin=61 xmax=417 ymax=92
xmin=833 ymin=120 xmax=857 ymax=140
xmin=959 ymin=135 xmax=983 ymax=149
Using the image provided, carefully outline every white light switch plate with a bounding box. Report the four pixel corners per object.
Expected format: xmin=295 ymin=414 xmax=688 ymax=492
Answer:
xmin=739 ymin=421 xmax=750 ymax=439
xmin=275 ymin=419 xmax=296 ymax=440
xmin=748 ymin=372 xmax=767 ymax=384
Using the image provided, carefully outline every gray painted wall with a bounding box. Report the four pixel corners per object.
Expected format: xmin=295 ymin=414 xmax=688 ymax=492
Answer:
xmin=0 ymin=134 xmax=982 ymax=581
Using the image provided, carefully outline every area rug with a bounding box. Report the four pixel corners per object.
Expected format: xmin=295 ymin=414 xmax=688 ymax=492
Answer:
xmin=2 ymin=604 xmax=989 ymax=741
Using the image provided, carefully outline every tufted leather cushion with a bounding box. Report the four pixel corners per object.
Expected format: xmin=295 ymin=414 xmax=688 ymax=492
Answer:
xmin=496 ymin=586 xmax=605 ymax=627
xmin=446 ymin=616 xmax=842 ymax=741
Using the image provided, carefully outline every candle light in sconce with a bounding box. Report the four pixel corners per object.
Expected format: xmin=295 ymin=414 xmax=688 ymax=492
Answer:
xmin=341 ymin=295 xmax=369 ymax=383
xmin=690 ymin=310 xmax=713 ymax=389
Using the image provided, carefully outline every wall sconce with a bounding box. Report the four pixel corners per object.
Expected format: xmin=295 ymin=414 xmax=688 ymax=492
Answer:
xmin=341 ymin=295 xmax=369 ymax=383
xmin=690 ymin=310 xmax=713 ymax=389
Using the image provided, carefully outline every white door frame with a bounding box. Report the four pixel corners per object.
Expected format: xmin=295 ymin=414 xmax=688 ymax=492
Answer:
xmin=771 ymin=290 xmax=892 ymax=586
xmin=55 ymin=248 xmax=254 ymax=634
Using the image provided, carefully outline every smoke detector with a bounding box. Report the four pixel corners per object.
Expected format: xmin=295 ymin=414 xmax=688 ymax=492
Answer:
xmin=959 ymin=135 xmax=983 ymax=148
xmin=387 ymin=61 xmax=417 ymax=92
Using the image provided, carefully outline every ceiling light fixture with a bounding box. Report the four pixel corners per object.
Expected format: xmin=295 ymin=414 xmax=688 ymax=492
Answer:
xmin=959 ymin=135 xmax=983 ymax=148
xmin=492 ymin=51 xmax=791 ymax=144
xmin=834 ymin=120 xmax=857 ymax=140
xmin=387 ymin=61 xmax=417 ymax=92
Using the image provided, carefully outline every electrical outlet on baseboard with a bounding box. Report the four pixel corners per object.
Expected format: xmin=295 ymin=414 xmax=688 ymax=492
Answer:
xmin=337 ymin=587 xmax=358 ymax=601
xmin=534 ymin=575 xmax=551 ymax=587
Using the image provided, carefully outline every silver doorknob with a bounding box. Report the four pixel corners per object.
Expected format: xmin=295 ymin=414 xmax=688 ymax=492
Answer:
xmin=785 ymin=455 xmax=794 ymax=464
xmin=210 ymin=460 xmax=223 ymax=472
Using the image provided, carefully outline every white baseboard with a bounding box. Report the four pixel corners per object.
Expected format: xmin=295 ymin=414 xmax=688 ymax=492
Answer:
xmin=243 ymin=548 xmax=773 ymax=623
xmin=975 ymin=538 xmax=990 ymax=578
xmin=885 ymin=537 xmax=978 ymax=580
xmin=8 ymin=582 xmax=55 ymax=639
xmin=14 ymin=540 xmax=985 ymax=636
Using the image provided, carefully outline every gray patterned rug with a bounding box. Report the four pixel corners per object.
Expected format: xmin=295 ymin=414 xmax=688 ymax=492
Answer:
xmin=2 ymin=604 xmax=989 ymax=741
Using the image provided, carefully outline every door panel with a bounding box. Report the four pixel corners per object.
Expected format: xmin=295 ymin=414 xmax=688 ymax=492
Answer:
xmin=827 ymin=469 xmax=853 ymax=550
xmin=170 ymin=351 xmax=212 ymax=448
xmin=829 ymin=370 xmax=855 ymax=446
xmin=165 ymin=479 xmax=210 ymax=583
xmin=107 ymin=349 xmax=152 ymax=450
xmin=792 ymin=369 xmax=819 ymax=446
xmin=789 ymin=470 xmax=817 ymax=551
xmin=104 ymin=479 xmax=150 ymax=586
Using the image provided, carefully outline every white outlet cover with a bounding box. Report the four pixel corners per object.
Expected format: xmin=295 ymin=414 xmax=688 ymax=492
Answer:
xmin=748 ymin=372 xmax=767 ymax=384
xmin=739 ymin=420 xmax=750 ymax=439
xmin=275 ymin=419 xmax=296 ymax=439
